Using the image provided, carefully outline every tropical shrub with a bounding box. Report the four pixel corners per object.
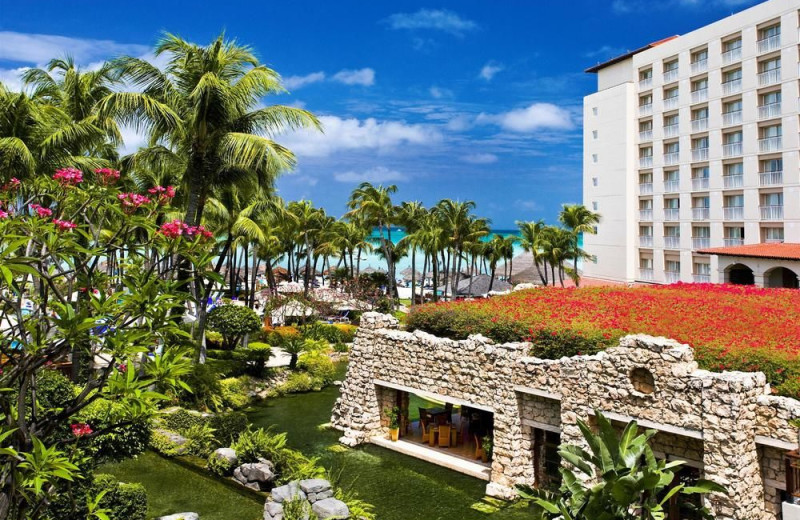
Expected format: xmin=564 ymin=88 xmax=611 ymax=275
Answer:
xmin=209 ymin=411 xmax=248 ymax=445
xmin=219 ymin=376 xmax=252 ymax=409
xmin=265 ymin=326 xmax=301 ymax=346
xmin=183 ymin=423 xmax=219 ymax=457
xmin=333 ymin=323 xmax=357 ymax=343
xmin=162 ymin=408 xmax=206 ymax=433
xmin=207 ymin=304 xmax=262 ymax=349
xmin=76 ymin=398 xmax=151 ymax=464
xmin=149 ymin=430 xmax=185 ymax=457
xmin=207 ymin=451 xmax=236 ymax=477
xmin=408 ymin=284 xmax=800 ymax=397
xmin=301 ymin=322 xmax=357 ymax=344
xmin=93 ymin=474 xmax=148 ymax=520
xmin=231 ymin=428 xmax=325 ymax=484
xmin=297 ymin=352 xmax=336 ymax=385
xmin=235 ymin=342 xmax=272 ymax=377
xmin=206 ymin=331 xmax=224 ymax=349
xmin=36 ymin=369 xmax=76 ymax=411
xmin=333 ymin=342 xmax=349 ymax=353
xmin=184 ymin=363 xmax=224 ymax=411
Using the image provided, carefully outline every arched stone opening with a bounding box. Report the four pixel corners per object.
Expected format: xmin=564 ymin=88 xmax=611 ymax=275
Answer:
xmin=764 ymin=267 xmax=799 ymax=289
xmin=725 ymin=263 xmax=754 ymax=285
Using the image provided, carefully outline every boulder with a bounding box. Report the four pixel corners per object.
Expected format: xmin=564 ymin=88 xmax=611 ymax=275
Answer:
xmin=240 ymin=461 xmax=275 ymax=483
xmin=211 ymin=447 xmax=238 ymax=466
xmin=311 ymin=498 xmax=350 ymax=519
xmin=298 ymin=479 xmax=331 ymax=494
xmin=263 ymin=501 xmax=284 ymax=520
xmin=156 ymin=513 xmax=199 ymax=520
xmin=271 ymin=481 xmax=306 ymax=503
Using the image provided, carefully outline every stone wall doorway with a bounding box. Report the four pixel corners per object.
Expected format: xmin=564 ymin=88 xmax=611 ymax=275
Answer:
xmin=531 ymin=428 xmax=561 ymax=490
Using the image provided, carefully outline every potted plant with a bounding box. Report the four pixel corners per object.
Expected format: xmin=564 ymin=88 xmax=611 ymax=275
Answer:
xmin=385 ymin=406 xmax=400 ymax=441
xmin=481 ymin=435 xmax=493 ymax=463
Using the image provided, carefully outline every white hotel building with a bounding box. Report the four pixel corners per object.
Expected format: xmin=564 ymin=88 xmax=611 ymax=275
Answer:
xmin=582 ymin=0 xmax=800 ymax=288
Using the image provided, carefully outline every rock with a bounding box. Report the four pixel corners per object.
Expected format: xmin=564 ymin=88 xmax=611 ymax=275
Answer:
xmin=271 ymin=482 xmax=306 ymax=503
xmin=264 ymin=501 xmax=284 ymax=520
xmin=311 ymin=498 xmax=350 ymax=519
xmin=298 ymin=479 xmax=331 ymax=494
xmin=233 ymin=467 xmax=247 ymax=485
xmin=240 ymin=461 xmax=275 ymax=483
xmin=307 ymin=489 xmax=333 ymax=503
xmin=156 ymin=514 xmax=199 ymax=520
xmin=212 ymin=447 xmax=238 ymax=466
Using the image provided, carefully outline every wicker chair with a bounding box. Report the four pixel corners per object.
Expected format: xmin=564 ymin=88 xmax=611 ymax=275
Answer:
xmin=438 ymin=424 xmax=451 ymax=448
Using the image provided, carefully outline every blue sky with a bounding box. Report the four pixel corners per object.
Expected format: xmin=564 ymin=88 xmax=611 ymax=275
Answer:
xmin=0 ymin=0 xmax=761 ymax=227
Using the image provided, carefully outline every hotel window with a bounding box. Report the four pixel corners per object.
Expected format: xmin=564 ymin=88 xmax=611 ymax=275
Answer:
xmin=761 ymin=158 xmax=782 ymax=172
xmin=759 ymin=90 xmax=781 ymax=112
xmin=724 ymin=194 xmax=744 ymax=207
xmin=692 ymin=166 xmax=709 ymax=179
xmin=640 ymin=120 xmax=653 ymax=131
xmin=725 ymin=131 xmax=743 ymax=144
xmin=664 ymin=86 xmax=679 ymax=100
xmin=664 ymin=142 xmax=679 ymax=155
xmin=592 ymin=201 xmax=599 ymax=211
xmin=693 ymin=196 xmax=710 ymax=208
xmin=763 ymin=227 xmax=784 ymax=243
xmin=692 ymin=136 xmax=709 ymax=149
xmin=664 ymin=170 xmax=679 ymax=192
xmin=640 ymin=257 xmax=653 ymax=269
xmin=592 ymin=130 xmax=598 ymax=139
xmin=691 ymin=49 xmax=708 ymax=65
xmin=691 ymin=78 xmax=708 ymax=102
xmin=725 ymin=162 xmax=743 ymax=176
xmin=640 ymin=146 xmax=653 ymax=158
xmin=760 ymin=57 xmax=781 ymax=72
xmin=691 ymin=78 xmax=708 ymax=91
xmin=723 ymin=99 xmax=742 ymax=114
xmin=722 ymin=68 xmax=742 ymax=94
xmin=640 ymin=172 xmax=653 ymax=184
xmin=663 ymin=59 xmax=678 ymax=72
xmin=694 ymin=262 xmax=711 ymax=276
xmin=723 ymin=131 xmax=743 ymax=157
xmin=761 ymin=124 xmax=782 ymax=139
xmin=592 ymin=177 xmax=598 ymax=186
xmin=640 ymin=68 xmax=653 ymax=80
xmin=761 ymin=192 xmax=783 ymax=207
xmin=640 ymin=94 xmax=652 ymax=106
xmin=592 ymin=107 xmax=598 ymax=116
xmin=760 ymin=158 xmax=782 ymax=185
xmin=664 ymin=225 xmax=680 ymax=237
xmin=663 ymin=114 xmax=678 ymax=127
xmin=759 ymin=23 xmax=781 ymax=40
xmin=592 ymin=154 xmax=598 ymax=163
xmin=664 ymin=197 xmax=679 ymax=209
xmin=640 ymin=225 xmax=653 ymax=236
xmin=723 ymin=68 xmax=742 ymax=82
xmin=693 ymin=226 xmax=710 ymax=237
xmin=724 ymin=227 xmax=744 ymax=244
xmin=665 ymin=259 xmax=680 ymax=273
xmin=640 ymin=199 xmax=653 ymax=210
xmin=664 ymin=226 xmax=680 ymax=249
xmin=723 ymin=38 xmax=742 ymax=52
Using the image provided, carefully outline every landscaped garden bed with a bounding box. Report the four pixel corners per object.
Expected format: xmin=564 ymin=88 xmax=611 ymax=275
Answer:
xmin=407 ymin=284 xmax=800 ymax=397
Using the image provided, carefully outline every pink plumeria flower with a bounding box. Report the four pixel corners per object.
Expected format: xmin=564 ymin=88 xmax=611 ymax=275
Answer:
xmin=53 ymin=219 xmax=77 ymax=231
xmin=53 ymin=167 xmax=83 ymax=186
xmin=30 ymin=204 xmax=52 ymax=218
xmin=94 ymin=168 xmax=120 ymax=185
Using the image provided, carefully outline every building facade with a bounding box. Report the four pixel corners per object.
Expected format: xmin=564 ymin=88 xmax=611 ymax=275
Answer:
xmin=583 ymin=0 xmax=800 ymax=285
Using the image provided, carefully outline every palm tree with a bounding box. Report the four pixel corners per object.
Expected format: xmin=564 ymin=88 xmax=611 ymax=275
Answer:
xmin=484 ymin=235 xmax=507 ymax=293
xmin=287 ymin=200 xmax=324 ymax=296
xmin=540 ymin=226 xmax=574 ymax=287
xmin=397 ymin=201 xmax=426 ymax=305
xmin=558 ymin=204 xmax=600 ymax=287
xmin=517 ymin=220 xmax=549 ymax=286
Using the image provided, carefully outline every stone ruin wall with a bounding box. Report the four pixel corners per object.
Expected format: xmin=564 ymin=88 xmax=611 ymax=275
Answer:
xmin=331 ymin=312 xmax=800 ymax=520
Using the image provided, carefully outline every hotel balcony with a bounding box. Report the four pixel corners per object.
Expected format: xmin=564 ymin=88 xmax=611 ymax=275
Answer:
xmin=639 ymin=103 xmax=653 ymax=116
xmin=758 ymin=102 xmax=781 ymax=120
xmin=639 ymin=182 xmax=653 ymax=195
xmin=693 ymin=274 xmax=711 ymax=283
xmin=692 ymin=207 xmax=710 ymax=220
xmin=663 ymin=69 xmax=679 ymax=83
xmin=664 ymin=208 xmax=680 ymax=221
xmin=758 ymin=68 xmax=781 ymax=87
xmin=692 ymin=237 xmax=711 ymax=249
xmin=760 ymin=205 xmax=783 ymax=220
xmin=723 ymin=174 xmax=743 ymax=189
xmin=639 ymin=156 xmax=653 ymax=168
xmin=759 ymin=170 xmax=783 ymax=186
xmin=691 ymin=88 xmax=708 ymax=104
xmin=724 ymin=238 xmax=744 ymax=246
xmin=664 ymin=180 xmax=680 ymax=192
xmin=663 ymin=97 xmax=679 ymax=110
xmin=639 ymin=209 xmax=653 ymax=221
xmin=692 ymin=177 xmax=709 ymax=191
xmin=759 ymin=136 xmax=782 ymax=153
xmin=639 ymin=268 xmax=654 ymax=281
xmin=691 ymin=59 xmax=708 ymax=75
xmin=665 ymin=271 xmax=681 ymax=284
xmin=639 ymin=130 xmax=653 ymax=142
xmin=765 ymin=237 xmax=785 ymax=244
xmin=639 ymin=77 xmax=653 ymax=89
xmin=691 ymin=118 xmax=708 ymax=133
xmin=722 ymin=79 xmax=742 ymax=96
xmin=691 ymin=148 xmax=709 ymax=162
xmin=664 ymin=152 xmax=679 ymax=165
xmin=722 ymin=142 xmax=743 ymax=157
xmin=664 ymin=236 xmax=681 ymax=249
xmin=722 ymin=47 xmax=742 ymax=65
xmin=639 ymin=235 xmax=654 ymax=247
xmin=664 ymin=124 xmax=680 ymax=138
xmin=723 ymin=206 xmax=744 ymax=220
xmin=722 ymin=110 xmax=742 ymax=126
xmin=757 ymin=34 xmax=781 ymax=54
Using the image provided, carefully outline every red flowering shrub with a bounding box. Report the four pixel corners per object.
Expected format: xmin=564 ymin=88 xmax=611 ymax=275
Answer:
xmin=407 ymin=284 xmax=800 ymax=397
xmin=53 ymin=167 xmax=83 ymax=186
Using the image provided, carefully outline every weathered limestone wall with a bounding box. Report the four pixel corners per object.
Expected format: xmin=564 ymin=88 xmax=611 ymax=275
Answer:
xmin=332 ymin=313 xmax=800 ymax=519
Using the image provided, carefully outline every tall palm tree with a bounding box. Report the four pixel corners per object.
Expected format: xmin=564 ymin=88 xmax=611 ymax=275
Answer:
xmin=517 ymin=219 xmax=550 ymax=286
xmin=397 ymin=201 xmax=426 ymax=305
xmin=558 ymin=204 xmax=601 ymax=287
xmin=287 ymin=200 xmax=324 ymax=296
xmin=434 ymin=199 xmax=483 ymax=298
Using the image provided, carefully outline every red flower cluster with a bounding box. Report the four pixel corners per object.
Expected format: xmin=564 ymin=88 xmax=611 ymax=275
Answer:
xmin=0 ymin=208 xmax=8 ymax=219
xmin=95 ymin=168 xmax=120 ymax=185
xmin=70 ymin=423 xmax=93 ymax=437
xmin=53 ymin=167 xmax=83 ymax=186
xmin=117 ymin=192 xmax=151 ymax=211
xmin=147 ymin=185 xmax=176 ymax=203
xmin=30 ymin=204 xmax=52 ymax=218
xmin=53 ymin=219 xmax=77 ymax=231
xmin=158 ymin=219 xmax=213 ymax=239
xmin=1 ymin=178 xmax=20 ymax=192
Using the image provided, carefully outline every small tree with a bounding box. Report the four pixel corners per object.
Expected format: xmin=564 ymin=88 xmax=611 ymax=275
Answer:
xmin=207 ymin=304 xmax=261 ymax=349
xmin=518 ymin=410 xmax=724 ymax=520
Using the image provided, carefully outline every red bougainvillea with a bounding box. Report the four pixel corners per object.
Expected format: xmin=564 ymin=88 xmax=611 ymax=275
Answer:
xmin=407 ymin=284 xmax=800 ymax=397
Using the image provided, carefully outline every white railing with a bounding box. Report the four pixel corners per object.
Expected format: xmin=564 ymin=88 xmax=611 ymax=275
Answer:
xmin=639 ymin=182 xmax=653 ymax=195
xmin=758 ymin=102 xmax=781 ymax=120
xmin=764 ymin=237 xmax=785 ymax=244
xmin=759 ymin=136 xmax=782 ymax=153
xmin=639 ymin=77 xmax=653 ymax=89
xmin=759 ymin=170 xmax=783 ymax=186
xmin=693 ymin=274 xmax=711 ymax=283
xmin=722 ymin=79 xmax=742 ymax=95
xmin=758 ymin=68 xmax=781 ymax=87
xmin=664 ymin=180 xmax=680 ymax=192
xmin=691 ymin=118 xmax=708 ymax=132
xmin=639 ymin=209 xmax=653 ymax=221
xmin=639 ymin=235 xmax=654 ymax=247
xmin=639 ymin=103 xmax=653 ymax=116
xmin=760 ymin=205 xmax=783 ymax=220
xmin=757 ymin=34 xmax=781 ymax=54
xmin=691 ymin=88 xmax=708 ymax=104
xmin=639 ymin=268 xmax=654 ymax=281
xmin=691 ymin=148 xmax=709 ymax=162
xmin=723 ymin=142 xmax=743 ymax=157
xmin=639 ymin=156 xmax=653 ymax=168
xmin=724 ymin=238 xmax=744 ymax=246
xmin=663 ymin=69 xmax=679 ymax=83
xmin=664 ymin=124 xmax=680 ymax=138
xmin=692 ymin=207 xmax=710 ymax=220
xmin=722 ymin=47 xmax=742 ymax=65
xmin=692 ymin=177 xmax=709 ymax=190
xmin=723 ymin=206 xmax=744 ymax=220
xmin=663 ymin=96 xmax=679 ymax=110
xmin=722 ymin=110 xmax=742 ymax=126
xmin=692 ymin=237 xmax=710 ymax=249
xmin=664 ymin=236 xmax=681 ymax=249
xmin=639 ymin=130 xmax=653 ymax=142
xmin=665 ymin=271 xmax=681 ymax=284
xmin=723 ymin=174 xmax=743 ymax=189
xmin=664 ymin=152 xmax=680 ymax=165
xmin=691 ymin=59 xmax=708 ymax=74
xmin=664 ymin=208 xmax=680 ymax=221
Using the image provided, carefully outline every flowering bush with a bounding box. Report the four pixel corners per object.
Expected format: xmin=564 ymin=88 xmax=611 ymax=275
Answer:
xmin=408 ymin=284 xmax=800 ymax=397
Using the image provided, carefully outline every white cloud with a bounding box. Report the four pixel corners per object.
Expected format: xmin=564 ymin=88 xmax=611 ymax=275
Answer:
xmin=612 ymin=0 xmax=755 ymax=12
xmin=0 ymin=67 xmax=29 ymax=92
xmin=119 ymin=124 xmax=149 ymax=156
xmin=478 ymin=103 xmax=574 ymax=133
xmin=385 ymin=9 xmax=478 ymax=36
xmin=479 ymin=62 xmax=503 ymax=81
xmin=429 ymin=86 xmax=453 ymax=99
xmin=279 ymin=115 xmax=442 ymax=158
xmin=283 ymin=71 xmax=326 ymax=90
xmin=462 ymin=153 xmax=498 ymax=164
xmin=514 ymin=199 xmax=541 ymax=211
xmin=0 ymin=31 xmax=149 ymax=65
xmin=331 ymin=68 xmax=375 ymax=86
xmin=334 ymin=166 xmax=406 ymax=184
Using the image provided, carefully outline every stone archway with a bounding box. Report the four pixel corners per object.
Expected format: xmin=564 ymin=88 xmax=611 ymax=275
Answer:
xmin=764 ymin=267 xmax=799 ymax=289
xmin=725 ymin=263 xmax=754 ymax=285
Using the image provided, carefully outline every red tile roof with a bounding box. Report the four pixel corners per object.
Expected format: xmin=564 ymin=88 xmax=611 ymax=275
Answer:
xmin=697 ymin=243 xmax=800 ymax=261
